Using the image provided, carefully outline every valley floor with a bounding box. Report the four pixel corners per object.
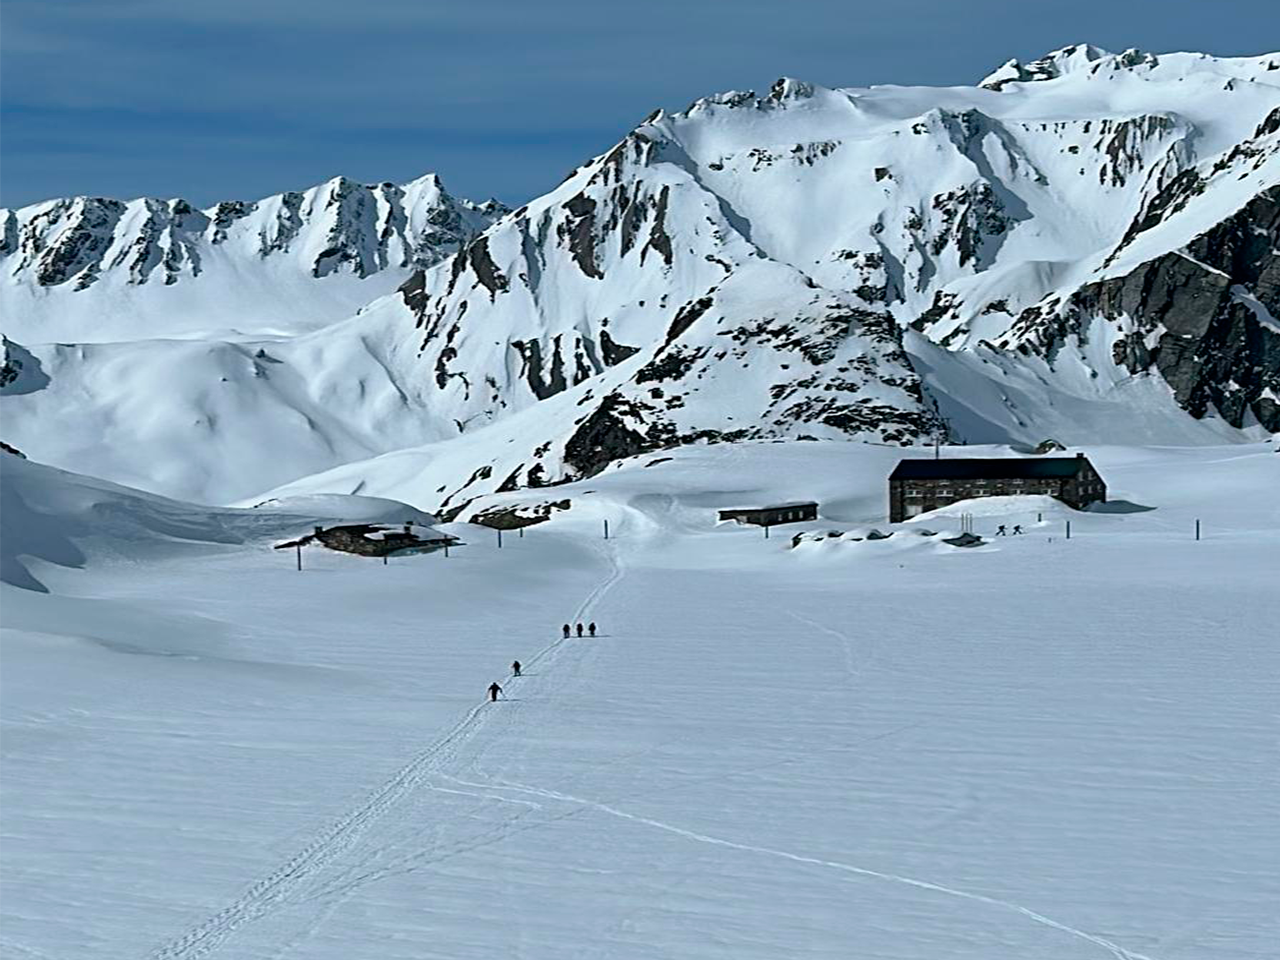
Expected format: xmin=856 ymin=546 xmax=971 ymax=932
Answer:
xmin=2 ymin=443 xmax=1277 ymax=959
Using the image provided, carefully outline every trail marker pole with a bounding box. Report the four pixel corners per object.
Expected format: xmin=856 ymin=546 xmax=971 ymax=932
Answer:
xmin=1037 ymin=512 xmax=1042 ymax=523
xmin=1066 ymin=520 xmax=1071 ymax=540
xmin=764 ymin=523 xmax=770 ymax=539
xmin=383 ymin=555 xmax=388 ymax=565
xmin=444 ymin=542 xmax=450 ymax=558
xmin=519 ymin=527 xmax=524 ymax=539
xmin=1195 ymin=519 xmax=1201 ymax=541
xmin=497 ymin=529 xmax=503 ymax=549
xmin=604 ymin=519 xmax=610 ymax=540
xmin=296 ymin=544 xmax=302 ymax=571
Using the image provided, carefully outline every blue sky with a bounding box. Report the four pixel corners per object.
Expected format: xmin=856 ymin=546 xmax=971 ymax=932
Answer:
xmin=2 ymin=0 xmax=1277 ymax=209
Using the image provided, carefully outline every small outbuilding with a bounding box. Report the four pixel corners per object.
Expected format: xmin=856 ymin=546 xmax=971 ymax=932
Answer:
xmin=888 ymin=454 xmax=1106 ymax=521
xmin=718 ymin=502 xmax=818 ymax=527
xmin=275 ymin=522 xmax=460 ymax=558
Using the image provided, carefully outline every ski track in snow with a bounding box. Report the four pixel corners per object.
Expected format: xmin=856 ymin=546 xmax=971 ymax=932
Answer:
xmin=789 ymin=609 xmax=867 ymax=683
xmin=469 ymin=776 xmax=1160 ymax=960
xmin=0 ymin=937 xmax=59 ymax=960
xmin=147 ymin=541 xmax=625 ymax=960
xmin=263 ymin=542 xmax=628 ymax=959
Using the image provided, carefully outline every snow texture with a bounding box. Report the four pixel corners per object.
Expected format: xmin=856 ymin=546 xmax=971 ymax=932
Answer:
xmin=2 ymin=438 xmax=1278 ymax=959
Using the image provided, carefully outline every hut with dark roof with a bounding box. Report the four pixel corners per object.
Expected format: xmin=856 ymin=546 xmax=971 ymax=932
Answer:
xmin=888 ymin=454 xmax=1105 ymax=521
xmin=718 ymin=502 xmax=818 ymax=527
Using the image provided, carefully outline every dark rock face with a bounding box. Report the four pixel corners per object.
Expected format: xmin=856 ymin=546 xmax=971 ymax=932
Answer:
xmin=398 ymin=270 xmax=428 ymax=320
xmin=563 ymin=394 xmax=655 ymax=478
xmin=3 ymin=177 xmax=506 ymax=292
xmin=469 ymin=499 xmax=571 ymax=529
xmin=466 ymin=236 xmax=510 ymax=296
xmin=635 ymin=346 xmax=708 ymax=384
xmin=27 ymin=199 xmax=126 ymax=288
xmin=311 ymin=178 xmax=380 ymax=278
xmin=560 ymin=194 xmax=604 ymax=279
xmin=0 ymin=363 xmax=15 ymax=389
xmin=511 ymin=338 xmax=568 ymax=400
xmin=643 ymin=186 xmax=674 ymax=266
xmin=599 ymin=329 xmax=640 ymax=366
xmin=1011 ymin=187 xmax=1280 ymax=431
xmin=0 ymin=337 xmax=50 ymax=395
xmin=664 ymin=295 xmax=714 ymax=345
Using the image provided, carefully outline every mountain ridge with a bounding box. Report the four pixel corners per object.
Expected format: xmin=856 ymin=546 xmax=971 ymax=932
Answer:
xmin=0 ymin=173 xmax=507 ymax=341
xmin=2 ymin=46 xmax=1277 ymax=509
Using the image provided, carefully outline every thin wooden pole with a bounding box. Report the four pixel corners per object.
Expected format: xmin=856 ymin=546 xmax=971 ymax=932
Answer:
xmin=1195 ymin=519 xmax=1200 ymax=541
xmin=497 ymin=529 xmax=503 ymax=549
xmin=296 ymin=544 xmax=302 ymax=571
xmin=1066 ymin=520 xmax=1071 ymax=540
xmin=604 ymin=519 xmax=610 ymax=540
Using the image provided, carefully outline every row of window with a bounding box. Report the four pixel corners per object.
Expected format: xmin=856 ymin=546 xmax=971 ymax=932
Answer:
xmin=903 ymin=483 xmax=1060 ymax=497
xmin=771 ymin=510 xmax=808 ymax=521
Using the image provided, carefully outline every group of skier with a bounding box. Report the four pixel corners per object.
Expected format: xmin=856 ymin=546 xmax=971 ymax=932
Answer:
xmin=487 ymin=621 xmax=600 ymax=701
xmin=995 ymin=524 xmax=1024 ymax=536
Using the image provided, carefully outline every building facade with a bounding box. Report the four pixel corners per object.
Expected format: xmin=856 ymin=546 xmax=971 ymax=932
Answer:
xmin=888 ymin=455 xmax=1106 ymax=522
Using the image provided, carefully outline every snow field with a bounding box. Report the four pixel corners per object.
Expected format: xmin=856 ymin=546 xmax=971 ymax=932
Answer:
xmin=1 ymin=441 xmax=1277 ymax=959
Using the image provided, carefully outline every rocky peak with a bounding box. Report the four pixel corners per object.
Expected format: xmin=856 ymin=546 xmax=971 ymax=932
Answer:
xmin=0 ymin=173 xmax=505 ymax=292
xmin=768 ymin=77 xmax=817 ymax=103
xmin=980 ymin=44 xmax=1111 ymax=90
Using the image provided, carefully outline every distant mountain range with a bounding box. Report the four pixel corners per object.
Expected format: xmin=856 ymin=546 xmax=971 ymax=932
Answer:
xmin=2 ymin=45 xmax=1277 ymax=511
xmin=1 ymin=174 xmax=506 ymax=339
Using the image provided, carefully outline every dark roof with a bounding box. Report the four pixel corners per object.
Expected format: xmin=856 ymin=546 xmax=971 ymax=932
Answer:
xmin=720 ymin=502 xmax=818 ymax=513
xmin=890 ymin=457 xmax=1091 ymax=480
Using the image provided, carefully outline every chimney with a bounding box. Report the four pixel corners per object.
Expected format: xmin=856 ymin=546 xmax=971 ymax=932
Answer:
xmin=1076 ymin=452 xmax=1084 ymax=458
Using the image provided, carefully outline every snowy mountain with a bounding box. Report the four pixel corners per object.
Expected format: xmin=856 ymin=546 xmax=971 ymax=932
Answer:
xmin=361 ymin=46 xmax=1279 ymax=514
xmin=0 ymin=174 xmax=506 ymax=340
xmin=2 ymin=46 xmax=1278 ymax=510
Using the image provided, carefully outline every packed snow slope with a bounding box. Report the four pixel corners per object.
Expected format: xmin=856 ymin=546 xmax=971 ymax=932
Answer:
xmin=2 ymin=440 xmax=1277 ymax=959
xmin=2 ymin=45 xmax=1278 ymax=507
xmin=0 ymin=451 xmax=440 ymax=593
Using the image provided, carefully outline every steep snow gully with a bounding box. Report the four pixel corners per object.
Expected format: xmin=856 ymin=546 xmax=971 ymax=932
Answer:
xmin=147 ymin=543 xmax=625 ymax=960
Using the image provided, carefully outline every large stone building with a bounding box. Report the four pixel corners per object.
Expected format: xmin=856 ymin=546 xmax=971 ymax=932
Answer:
xmin=888 ymin=454 xmax=1106 ymax=521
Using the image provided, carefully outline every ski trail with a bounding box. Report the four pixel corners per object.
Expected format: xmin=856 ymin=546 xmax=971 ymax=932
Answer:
xmin=148 ymin=537 xmax=623 ymax=960
xmin=279 ymin=541 xmax=626 ymax=948
xmin=789 ymin=609 xmax=865 ymax=682
xmin=147 ymin=702 xmax=486 ymax=960
xmin=0 ymin=938 xmax=60 ymax=960
xmin=476 ymin=779 xmax=1159 ymax=960
xmin=283 ymin=539 xmax=624 ymax=957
